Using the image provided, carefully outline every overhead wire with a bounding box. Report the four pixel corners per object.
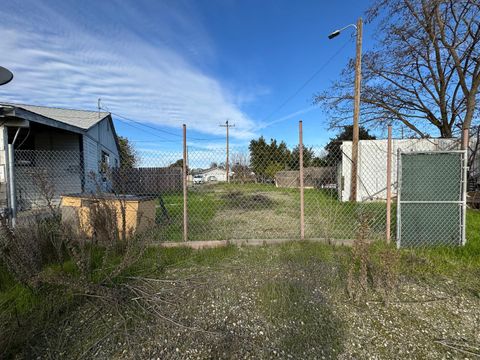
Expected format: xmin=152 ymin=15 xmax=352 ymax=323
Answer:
xmin=104 ymin=107 xmax=225 ymax=142
xmin=261 ymin=37 xmax=352 ymax=124
xmin=113 ymin=117 xmax=180 ymax=142
xmin=101 ymin=38 xmax=352 ymax=141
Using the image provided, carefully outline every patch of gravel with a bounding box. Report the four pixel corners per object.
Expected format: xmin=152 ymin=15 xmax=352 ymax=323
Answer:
xmin=20 ymin=246 xmax=480 ymax=359
xmin=335 ymin=281 xmax=480 ymax=359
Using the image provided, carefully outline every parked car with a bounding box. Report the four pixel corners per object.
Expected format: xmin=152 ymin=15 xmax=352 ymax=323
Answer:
xmin=193 ymin=175 xmax=204 ymax=184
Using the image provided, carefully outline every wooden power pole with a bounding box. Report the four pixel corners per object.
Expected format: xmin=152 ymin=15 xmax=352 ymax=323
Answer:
xmin=350 ymin=17 xmax=363 ymax=202
xmin=220 ymin=120 xmax=234 ymax=183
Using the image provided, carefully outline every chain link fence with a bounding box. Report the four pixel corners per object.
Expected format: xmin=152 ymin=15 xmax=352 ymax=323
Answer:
xmin=397 ymin=151 xmax=467 ymax=247
xmin=11 ymin=131 xmax=471 ymax=246
xmin=15 ymin=150 xmax=83 ymax=211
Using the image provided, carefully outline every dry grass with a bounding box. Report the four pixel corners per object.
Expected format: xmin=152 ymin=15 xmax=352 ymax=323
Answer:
xmin=157 ymin=183 xmax=388 ymax=242
xmin=8 ymin=240 xmax=480 ymax=359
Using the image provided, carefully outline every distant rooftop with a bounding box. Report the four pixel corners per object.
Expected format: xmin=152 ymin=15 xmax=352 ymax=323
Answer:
xmin=0 ymin=102 xmax=110 ymax=130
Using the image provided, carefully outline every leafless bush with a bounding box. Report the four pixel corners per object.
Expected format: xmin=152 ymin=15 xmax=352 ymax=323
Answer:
xmin=89 ymin=198 xmax=121 ymax=244
xmin=372 ymin=246 xmax=400 ymax=303
xmin=347 ymin=212 xmax=371 ymax=301
xmin=32 ymin=170 xmax=57 ymax=215
xmin=58 ymin=195 xmax=150 ymax=287
xmin=231 ymin=153 xmax=255 ymax=183
xmin=0 ymin=219 xmax=42 ymax=288
xmin=1 ymin=165 xmax=152 ymax=293
xmin=346 ymin=211 xmax=399 ymax=303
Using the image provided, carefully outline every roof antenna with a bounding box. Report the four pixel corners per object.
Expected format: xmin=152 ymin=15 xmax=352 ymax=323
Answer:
xmin=97 ymin=98 xmax=101 ymax=118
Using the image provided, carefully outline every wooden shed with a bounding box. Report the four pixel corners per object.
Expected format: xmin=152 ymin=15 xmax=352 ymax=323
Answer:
xmin=60 ymin=193 xmax=156 ymax=238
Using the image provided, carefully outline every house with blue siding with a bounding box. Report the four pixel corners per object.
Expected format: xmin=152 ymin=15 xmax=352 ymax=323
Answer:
xmin=0 ymin=103 xmax=120 ymax=213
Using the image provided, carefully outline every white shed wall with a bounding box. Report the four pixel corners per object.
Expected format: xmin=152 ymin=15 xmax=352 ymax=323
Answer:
xmin=340 ymin=138 xmax=460 ymax=202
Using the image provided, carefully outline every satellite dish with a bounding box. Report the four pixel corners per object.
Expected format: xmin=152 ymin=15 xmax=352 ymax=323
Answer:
xmin=0 ymin=66 xmax=13 ymax=86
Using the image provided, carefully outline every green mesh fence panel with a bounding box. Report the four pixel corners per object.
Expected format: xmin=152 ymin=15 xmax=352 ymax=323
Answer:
xmin=397 ymin=152 xmax=466 ymax=247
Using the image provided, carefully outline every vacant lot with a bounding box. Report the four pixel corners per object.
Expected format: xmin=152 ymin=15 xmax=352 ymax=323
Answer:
xmin=155 ymin=183 xmax=389 ymax=242
xmin=1 ymin=209 xmax=479 ymax=359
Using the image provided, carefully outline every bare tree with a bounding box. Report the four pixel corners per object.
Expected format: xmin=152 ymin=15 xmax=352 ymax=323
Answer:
xmin=315 ymin=0 xmax=480 ymax=142
xmin=231 ymin=152 xmax=253 ymax=184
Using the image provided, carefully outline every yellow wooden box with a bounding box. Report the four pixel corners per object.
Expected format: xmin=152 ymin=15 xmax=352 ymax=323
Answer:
xmin=60 ymin=194 xmax=156 ymax=237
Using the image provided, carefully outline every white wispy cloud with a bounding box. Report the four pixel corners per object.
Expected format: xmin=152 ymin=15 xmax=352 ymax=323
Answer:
xmin=257 ymin=105 xmax=317 ymax=129
xmin=0 ymin=0 xmax=260 ymax=139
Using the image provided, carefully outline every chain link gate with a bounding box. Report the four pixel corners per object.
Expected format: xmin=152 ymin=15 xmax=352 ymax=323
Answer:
xmin=396 ymin=150 xmax=467 ymax=247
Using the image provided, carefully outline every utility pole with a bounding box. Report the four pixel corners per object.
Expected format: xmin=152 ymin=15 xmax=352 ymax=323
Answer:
xmin=350 ymin=17 xmax=363 ymax=202
xmin=220 ymin=120 xmax=234 ymax=183
xmin=327 ymin=18 xmax=363 ymax=202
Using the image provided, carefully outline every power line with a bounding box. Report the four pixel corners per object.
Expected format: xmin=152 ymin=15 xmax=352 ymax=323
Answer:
xmin=107 ymin=109 xmax=183 ymax=137
xmin=261 ymin=37 xmax=352 ymax=123
xmin=113 ymin=117 xmax=180 ymax=142
xmin=100 ymin=38 xmax=352 ymax=141
xmin=104 ymin=107 xmax=225 ymax=141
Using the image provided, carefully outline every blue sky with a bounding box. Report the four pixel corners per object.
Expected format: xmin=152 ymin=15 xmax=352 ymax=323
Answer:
xmin=0 ymin=0 xmax=374 ymax=155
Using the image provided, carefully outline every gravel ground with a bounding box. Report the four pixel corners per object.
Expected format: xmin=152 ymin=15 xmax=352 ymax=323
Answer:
xmin=19 ymin=244 xmax=480 ymax=359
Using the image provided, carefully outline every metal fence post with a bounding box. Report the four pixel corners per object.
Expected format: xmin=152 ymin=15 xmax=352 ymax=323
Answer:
xmin=461 ymin=127 xmax=469 ymax=246
xmin=386 ymin=124 xmax=392 ymax=243
xmin=299 ymin=120 xmax=305 ymax=240
xmin=462 ymin=149 xmax=468 ymax=245
xmin=396 ymin=148 xmax=402 ymax=248
xmin=7 ymin=143 xmax=16 ymax=227
xmin=183 ymin=124 xmax=188 ymax=242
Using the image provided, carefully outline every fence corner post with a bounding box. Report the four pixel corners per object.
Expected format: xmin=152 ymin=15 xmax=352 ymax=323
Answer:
xmin=7 ymin=143 xmax=17 ymax=228
xmin=182 ymin=124 xmax=188 ymax=242
xmin=299 ymin=120 xmax=305 ymax=240
xmin=386 ymin=124 xmax=392 ymax=243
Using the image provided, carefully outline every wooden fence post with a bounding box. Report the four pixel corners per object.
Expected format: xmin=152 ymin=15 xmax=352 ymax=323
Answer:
xmin=299 ymin=120 xmax=305 ymax=240
xmin=183 ymin=124 xmax=188 ymax=242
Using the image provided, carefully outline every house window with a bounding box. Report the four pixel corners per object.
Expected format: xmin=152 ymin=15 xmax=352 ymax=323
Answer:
xmin=101 ymin=151 xmax=110 ymax=172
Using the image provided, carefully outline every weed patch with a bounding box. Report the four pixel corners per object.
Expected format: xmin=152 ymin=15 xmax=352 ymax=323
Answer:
xmin=257 ymin=280 xmax=344 ymax=357
xmin=221 ymin=191 xmax=276 ymax=210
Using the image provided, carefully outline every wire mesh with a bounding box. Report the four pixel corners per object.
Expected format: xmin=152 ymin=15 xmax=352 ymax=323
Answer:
xmin=11 ymin=134 xmax=469 ymax=246
xmin=397 ymin=151 xmax=467 ymax=247
xmin=15 ymin=150 xmax=83 ymax=211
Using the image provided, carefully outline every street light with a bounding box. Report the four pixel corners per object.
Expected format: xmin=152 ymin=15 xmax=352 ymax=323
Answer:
xmin=328 ymin=18 xmax=363 ymax=202
xmin=327 ymin=24 xmax=357 ymax=39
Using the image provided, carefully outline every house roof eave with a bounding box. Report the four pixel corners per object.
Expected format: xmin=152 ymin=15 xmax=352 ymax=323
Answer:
xmin=7 ymin=107 xmax=86 ymax=134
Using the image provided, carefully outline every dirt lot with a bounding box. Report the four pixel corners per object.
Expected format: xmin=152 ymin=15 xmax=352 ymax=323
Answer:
xmin=156 ymin=183 xmax=388 ymax=242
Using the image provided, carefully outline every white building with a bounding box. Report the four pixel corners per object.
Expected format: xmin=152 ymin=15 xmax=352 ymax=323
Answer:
xmin=200 ymin=167 xmax=229 ymax=182
xmin=339 ymin=138 xmax=460 ymax=202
